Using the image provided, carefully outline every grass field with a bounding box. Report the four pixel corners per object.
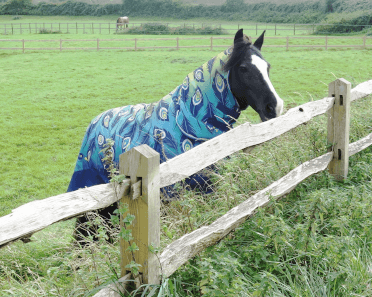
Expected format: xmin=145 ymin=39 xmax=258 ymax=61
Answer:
xmin=1 ymin=22 xmax=372 ymax=296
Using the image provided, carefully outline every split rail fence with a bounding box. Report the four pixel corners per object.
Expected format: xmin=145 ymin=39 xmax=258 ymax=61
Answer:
xmin=0 ymin=35 xmax=372 ymax=53
xmin=0 ymin=78 xmax=372 ymax=295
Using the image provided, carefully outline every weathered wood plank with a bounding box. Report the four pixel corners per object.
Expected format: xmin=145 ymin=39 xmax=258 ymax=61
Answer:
xmin=159 ymin=132 xmax=372 ymax=278
xmin=159 ymin=152 xmax=333 ymax=277
xmin=0 ymin=180 xmax=130 ymax=248
xmin=159 ymin=79 xmax=372 ymax=188
xmin=349 ymin=133 xmax=372 ymax=156
xmin=350 ymin=80 xmax=372 ymax=102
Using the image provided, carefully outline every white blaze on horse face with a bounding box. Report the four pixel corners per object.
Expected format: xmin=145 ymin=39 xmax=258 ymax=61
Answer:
xmin=251 ymin=55 xmax=284 ymax=117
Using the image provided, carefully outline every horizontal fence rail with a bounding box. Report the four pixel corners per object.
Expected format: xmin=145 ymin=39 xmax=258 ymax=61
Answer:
xmin=0 ymin=22 xmax=371 ymax=35
xmin=0 ymin=35 xmax=371 ymax=53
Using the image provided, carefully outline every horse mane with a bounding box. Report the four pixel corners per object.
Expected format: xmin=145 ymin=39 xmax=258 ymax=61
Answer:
xmin=223 ymin=34 xmax=254 ymax=72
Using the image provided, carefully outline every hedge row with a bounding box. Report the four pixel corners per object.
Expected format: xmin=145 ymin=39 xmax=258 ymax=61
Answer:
xmin=316 ymin=13 xmax=372 ymax=34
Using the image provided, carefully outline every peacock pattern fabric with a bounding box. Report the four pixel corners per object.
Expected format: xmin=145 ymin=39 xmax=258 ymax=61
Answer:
xmin=68 ymin=47 xmax=241 ymax=192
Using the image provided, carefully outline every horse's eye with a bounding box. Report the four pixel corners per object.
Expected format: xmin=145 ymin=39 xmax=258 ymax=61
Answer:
xmin=239 ymin=66 xmax=248 ymax=73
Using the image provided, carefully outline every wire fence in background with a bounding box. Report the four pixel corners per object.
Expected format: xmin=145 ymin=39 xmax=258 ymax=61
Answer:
xmin=0 ymin=22 xmax=371 ymax=36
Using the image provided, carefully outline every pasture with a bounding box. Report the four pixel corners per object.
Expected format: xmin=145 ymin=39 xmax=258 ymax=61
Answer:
xmin=1 ymin=26 xmax=372 ymax=295
xmin=0 ymin=15 xmax=319 ymax=36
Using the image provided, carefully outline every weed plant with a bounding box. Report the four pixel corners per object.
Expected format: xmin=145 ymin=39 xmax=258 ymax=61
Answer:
xmin=38 ymin=28 xmax=62 ymax=34
xmin=119 ymin=23 xmax=226 ymax=35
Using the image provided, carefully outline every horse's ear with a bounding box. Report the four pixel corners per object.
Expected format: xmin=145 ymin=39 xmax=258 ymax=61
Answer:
xmin=254 ymin=30 xmax=266 ymax=51
xmin=234 ymin=29 xmax=244 ymax=44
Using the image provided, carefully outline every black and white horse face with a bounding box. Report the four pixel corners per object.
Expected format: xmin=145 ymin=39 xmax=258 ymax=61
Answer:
xmin=226 ymin=29 xmax=284 ymax=122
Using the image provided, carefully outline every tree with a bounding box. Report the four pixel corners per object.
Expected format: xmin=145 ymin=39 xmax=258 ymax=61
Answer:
xmin=325 ymin=0 xmax=336 ymax=13
xmin=223 ymin=0 xmax=246 ymax=12
xmin=1 ymin=0 xmax=33 ymax=15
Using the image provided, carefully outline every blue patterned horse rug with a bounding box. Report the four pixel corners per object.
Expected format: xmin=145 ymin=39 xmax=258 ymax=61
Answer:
xmin=68 ymin=47 xmax=241 ymax=196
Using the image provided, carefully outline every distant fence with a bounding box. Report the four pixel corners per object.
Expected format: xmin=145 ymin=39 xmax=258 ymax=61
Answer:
xmin=0 ymin=35 xmax=371 ymax=53
xmin=0 ymin=22 xmax=371 ymax=35
xmin=1 ymin=79 xmax=372 ymax=296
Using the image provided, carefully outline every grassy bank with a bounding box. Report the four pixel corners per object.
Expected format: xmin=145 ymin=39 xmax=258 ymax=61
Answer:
xmin=0 ymin=42 xmax=371 ymax=295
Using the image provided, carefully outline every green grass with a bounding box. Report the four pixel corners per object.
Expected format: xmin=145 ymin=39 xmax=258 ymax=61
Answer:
xmin=0 ymin=32 xmax=372 ymax=296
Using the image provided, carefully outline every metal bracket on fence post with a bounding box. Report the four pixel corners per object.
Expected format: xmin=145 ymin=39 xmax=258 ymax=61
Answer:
xmin=327 ymin=78 xmax=351 ymax=181
xmin=119 ymin=144 xmax=160 ymax=285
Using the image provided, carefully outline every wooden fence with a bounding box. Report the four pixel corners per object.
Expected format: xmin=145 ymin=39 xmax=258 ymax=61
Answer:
xmin=0 ymin=79 xmax=372 ymax=295
xmin=0 ymin=35 xmax=371 ymax=53
xmin=0 ymin=22 xmax=371 ymax=35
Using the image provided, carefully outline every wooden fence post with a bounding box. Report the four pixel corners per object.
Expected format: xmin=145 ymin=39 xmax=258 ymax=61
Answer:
xmin=22 ymin=39 xmax=25 ymax=53
xmin=176 ymin=37 xmax=179 ymax=50
xmin=327 ymin=78 xmax=351 ymax=180
xmin=119 ymin=144 xmax=160 ymax=285
xmin=210 ymin=36 xmax=213 ymax=51
xmin=325 ymin=36 xmax=328 ymax=50
xmin=286 ymin=36 xmax=289 ymax=51
xmin=97 ymin=38 xmax=99 ymax=51
xmin=135 ymin=38 xmax=137 ymax=51
xmin=60 ymin=39 xmax=62 ymax=52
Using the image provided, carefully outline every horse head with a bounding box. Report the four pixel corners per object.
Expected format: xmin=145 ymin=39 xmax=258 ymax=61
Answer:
xmin=224 ymin=29 xmax=284 ymax=122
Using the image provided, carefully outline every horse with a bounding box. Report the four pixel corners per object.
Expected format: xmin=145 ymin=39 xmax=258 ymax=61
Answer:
xmin=68 ymin=29 xmax=284 ymax=243
xmin=116 ymin=16 xmax=129 ymax=30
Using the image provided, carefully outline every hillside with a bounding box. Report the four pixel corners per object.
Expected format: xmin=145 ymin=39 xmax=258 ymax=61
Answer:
xmin=2 ymin=0 xmax=372 ymax=29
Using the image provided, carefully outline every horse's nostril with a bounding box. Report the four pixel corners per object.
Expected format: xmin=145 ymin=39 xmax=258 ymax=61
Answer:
xmin=265 ymin=105 xmax=273 ymax=113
